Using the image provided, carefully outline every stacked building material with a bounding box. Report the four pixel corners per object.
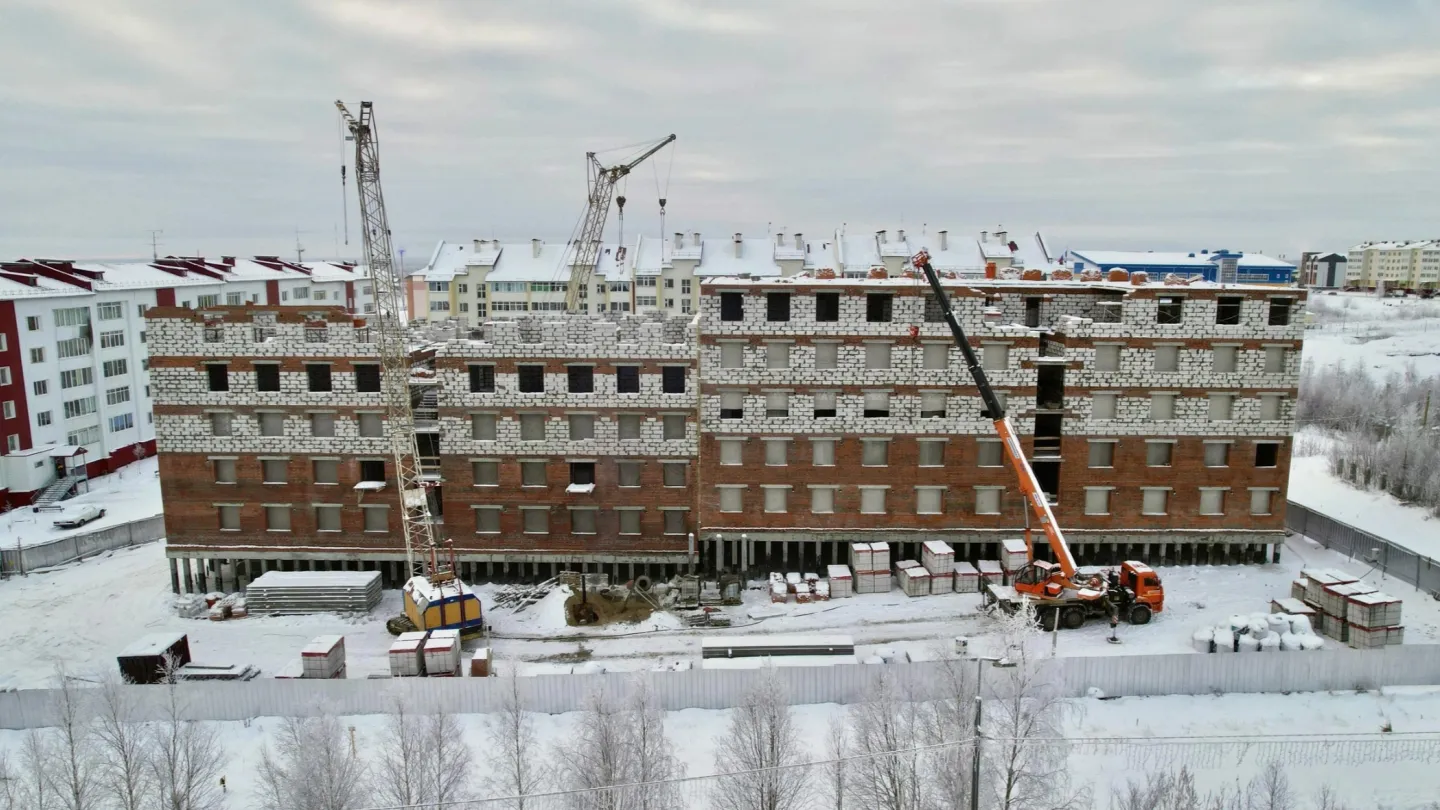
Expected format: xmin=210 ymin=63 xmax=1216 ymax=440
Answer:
xmin=814 ymin=580 xmax=830 ymax=600
xmin=854 ymin=571 xmax=889 ymax=594
xmin=827 ymin=565 xmax=853 ymax=598
xmin=1269 ymin=597 xmax=1316 ymax=623
xmin=1346 ymin=591 xmax=1403 ymax=648
xmin=850 ymin=543 xmax=873 ymax=572
xmin=896 ymin=561 xmax=931 ymax=597
xmin=388 ymin=631 xmax=427 ymax=677
xmin=869 ymin=542 xmax=891 ymax=571
xmin=1000 ymin=539 xmax=1029 ymax=578
xmin=469 ymin=648 xmax=491 ymax=677
xmin=795 ymin=581 xmax=813 ymax=604
xmin=1300 ymin=569 xmax=1356 ymax=607
xmin=785 ymin=572 xmax=803 ymax=592
xmin=300 ymin=635 xmax=347 ymax=679
xmin=922 ymin=541 xmax=955 ymax=594
xmin=953 ymin=562 xmax=980 ymax=594
xmin=244 ymin=571 xmax=382 ymax=615
xmin=978 ymin=560 xmax=1004 ymax=587
xmin=1290 ymin=578 xmax=1308 ymax=602
xmin=424 ymin=629 xmax=461 ymax=676
xmin=853 ymin=542 xmax=891 ymax=594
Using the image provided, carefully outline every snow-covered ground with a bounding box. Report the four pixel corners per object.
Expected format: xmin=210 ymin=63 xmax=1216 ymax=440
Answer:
xmin=3 ymin=535 xmax=1437 ymax=690
xmin=1 ymin=456 xmax=161 ymax=548
xmin=1289 ymin=454 xmax=1440 ymax=557
xmin=1301 ymin=292 xmax=1440 ymax=377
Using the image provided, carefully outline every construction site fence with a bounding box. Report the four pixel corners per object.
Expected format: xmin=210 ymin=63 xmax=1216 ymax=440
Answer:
xmin=6 ymin=645 xmax=1440 ymax=731
xmin=0 ymin=513 xmax=164 ymax=576
xmin=1285 ymin=500 xmax=1440 ymax=595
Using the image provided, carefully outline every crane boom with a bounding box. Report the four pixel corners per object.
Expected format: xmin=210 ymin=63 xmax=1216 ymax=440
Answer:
xmin=336 ymin=100 xmax=436 ymax=576
xmin=911 ymin=250 xmax=1078 ymax=577
xmin=563 ymin=134 xmax=676 ymax=313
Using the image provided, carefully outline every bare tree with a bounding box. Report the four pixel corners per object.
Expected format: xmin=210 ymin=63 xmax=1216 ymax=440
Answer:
xmin=625 ymin=676 xmax=683 ymax=810
xmin=372 ymin=698 xmax=426 ymax=810
xmin=0 ymin=751 xmax=21 ymax=810
xmin=50 ymin=666 xmax=99 ymax=810
xmin=484 ymin=676 xmax=547 ymax=809
xmin=17 ymin=728 xmax=54 ymax=810
xmin=148 ymin=659 xmax=224 ymax=810
xmin=921 ymin=655 xmax=979 ymax=810
xmin=849 ymin=672 xmax=928 ymax=810
xmin=255 ymin=714 xmax=367 ymax=810
xmin=821 ymin=715 xmax=851 ymax=810
xmin=423 ymin=709 xmax=474 ymax=810
xmin=94 ymin=674 xmax=150 ymax=810
xmin=711 ymin=669 xmax=810 ymax=810
xmin=1244 ymin=761 xmax=1295 ymax=810
xmin=553 ymin=688 xmax=634 ymax=810
xmin=1310 ymin=785 xmax=1350 ymax=810
xmin=1110 ymin=768 xmax=1202 ymax=810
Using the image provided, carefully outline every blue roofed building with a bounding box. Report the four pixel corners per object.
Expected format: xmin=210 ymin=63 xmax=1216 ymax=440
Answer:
xmin=1067 ymin=249 xmax=1295 ymax=285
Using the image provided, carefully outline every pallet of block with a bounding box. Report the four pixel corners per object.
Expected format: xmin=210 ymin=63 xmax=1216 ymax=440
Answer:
xmin=895 ymin=561 xmax=930 ymax=597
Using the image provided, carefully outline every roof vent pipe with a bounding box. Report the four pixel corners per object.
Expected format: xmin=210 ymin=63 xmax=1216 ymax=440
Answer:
xmin=692 ymin=232 xmax=701 ymax=247
xmin=938 ymin=230 xmax=949 ymax=251
xmin=898 ymin=229 xmax=905 ymax=242
xmin=531 ymin=238 xmax=542 ymax=258
xmin=877 ymin=229 xmax=887 ymax=243
xmin=674 ymin=232 xmax=684 ymax=249
xmin=981 ymin=231 xmax=989 ymax=242
xmin=795 ymin=233 xmax=803 ymax=250
xmin=776 ymin=233 xmax=784 ymax=248
xmin=733 ymin=233 xmax=743 ymax=259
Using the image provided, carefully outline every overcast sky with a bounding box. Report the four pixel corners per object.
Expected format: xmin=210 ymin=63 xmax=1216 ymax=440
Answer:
xmin=3 ymin=0 xmax=1438 ymax=263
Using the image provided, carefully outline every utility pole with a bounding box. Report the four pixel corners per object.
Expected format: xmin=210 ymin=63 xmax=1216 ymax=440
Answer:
xmin=147 ymin=230 xmax=163 ymax=260
xmin=295 ymin=227 xmax=307 ymax=263
xmin=970 ymin=693 xmax=982 ymax=810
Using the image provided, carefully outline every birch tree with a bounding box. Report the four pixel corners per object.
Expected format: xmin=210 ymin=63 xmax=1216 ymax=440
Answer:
xmin=848 ymin=672 xmax=927 ymax=810
xmin=921 ymin=654 xmax=979 ymax=810
xmin=1244 ymin=761 xmax=1295 ymax=810
xmin=484 ymin=676 xmax=547 ymax=809
xmin=0 ymin=751 xmax=21 ymax=810
xmin=94 ymin=674 xmax=150 ymax=810
xmin=50 ymin=667 xmax=99 ymax=810
xmin=820 ymin=715 xmax=851 ymax=810
xmin=624 ymin=676 xmax=682 ymax=810
xmin=372 ymin=698 xmax=426 ymax=810
xmin=553 ymin=688 xmax=634 ymax=810
xmin=18 ymin=728 xmax=54 ymax=810
xmin=711 ymin=669 xmax=809 ymax=810
xmin=422 ymin=709 xmax=474 ymax=810
xmin=255 ymin=714 xmax=367 ymax=810
xmin=148 ymin=660 xmax=224 ymax=810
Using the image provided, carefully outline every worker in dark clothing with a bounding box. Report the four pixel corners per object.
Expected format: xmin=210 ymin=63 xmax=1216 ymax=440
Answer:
xmin=1107 ymin=604 xmax=1120 ymax=644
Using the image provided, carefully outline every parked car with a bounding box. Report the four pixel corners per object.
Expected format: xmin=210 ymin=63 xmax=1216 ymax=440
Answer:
xmin=53 ymin=505 xmax=106 ymax=529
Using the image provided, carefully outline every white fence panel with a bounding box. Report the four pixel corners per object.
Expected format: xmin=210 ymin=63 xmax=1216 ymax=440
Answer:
xmin=1 ymin=514 xmax=165 ymax=574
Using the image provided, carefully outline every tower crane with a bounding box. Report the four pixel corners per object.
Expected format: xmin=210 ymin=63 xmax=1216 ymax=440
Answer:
xmin=562 ymin=134 xmax=676 ymax=313
xmin=336 ymin=100 xmax=483 ymax=638
xmin=910 ymin=249 xmax=1165 ymax=631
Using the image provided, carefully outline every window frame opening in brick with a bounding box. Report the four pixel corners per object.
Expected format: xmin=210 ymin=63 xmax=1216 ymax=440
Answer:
xmin=212 ymin=458 xmax=237 ymax=484
xmin=982 ymin=389 xmax=1010 ymax=419
xmin=720 ymin=341 xmax=746 ymax=369
xmin=1145 ymin=440 xmax=1174 ymax=467
xmin=257 ymin=411 xmax=285 ymax=437
xmin=471 ymin=412 xmax=497 ymax=441
xmin=1259 ymin=392 xmax=1286 ymax=421
xmin=866 ymin=294 xmax=893 ymax=323
xmin=569 ymin=507 xmax=597 ymax=535
xmin=617 ymin=413 xmax=642 ymax=440
xmin=206 ymin=363 xmax=229 ymax=392
xmin=1156 ymin=296 xmax=1184 ymax=325
xmin=662 ymin=461 xmax=688 ymax=487
xmin=767 ymin=292 xmax=791 ymax=322
xmin=217 ymin=504 xmax=241 ymax=531
xmin=662 ymin=366 xmax=686 ymax=394
xmin=473 ymin=506 xmax=502 ymax=534
xmin=1199 ymin=487 xmax=1227 ymax=516
xmin=1153 ymin=345 xmax=1180 ymax=373
xmin=760 ymin=437 xmax=790 ymax=467
xmin=858 ymin=486 xmax=888 ymax=514
xmin=807 ymin=437 xmax=836 ymax=467
xmin=720 ymin=391 xmax=745 ymax=420
xmin=917 ymin=438 xmax=946 ymax=467
xmin=814 ymin=292 xmax=840 ymax=322
xmin=766 ymin=341 xmax=791 ymax=370
xmin=260 ymin=458 xmax=288 ymax=484
xmin=1203 ymin=441 xmax=1232 ymax=468
xmin=1093 ymin=344 xmax=1121 ymax=372
xmin=662 ymin=413 xmax=687 ymax=440
xmin=1216 ymin=296 xmax=1243 ymax=325
xmin=1036 ymin=365 xmax=1065 ymax=410
xmin=861 ymin=437 xmax=890 ymax=467
xmin=765 ymin=390 xmax=790 ymax=418
xmin=863 ymin=390 xmax=890 ymax=418
xmin=1254 ymin=441 xmax=1280 ymax=468
xmin=305 ymin=363 xmax=332 ymax=393
xmin=618 ymin=507 xmax=644 ymax=534
xmin=1091 ymin=392 xmax=1118 ymax=421
xmin=1263 ymin=346 xmax=1289 ymax=374
xmin=763 ymin=485 xmax=789 ymax=513
xmin=808 ymin=485 xmax=837 ymax=514
xmin=1249 ymin=487 xmax=1276 ymax=515
xmin=981 ymin=343 xmax=1009 ymax=371
xmin=976 ymin=438 xmax=1004 ymax=467
xmin=358 ymin=459 xmax=386 ymax=483
xmin=567 ymin=365 xmax=594 ymax=394
xmin=1207 ymin=392 xmax=1235 ymax=421
xmin=813 ymin=341 xmax=839 ymax=370
xmin=720 ymin=292 xmax=745 ymax=321
xmin=517 ymin=364 xmax=545 ymax=393
xmin=520 ymin=506 xmax=549 ymax=534
xmin=209 ymin=411 xmax=233 ymax=437
xmin=265 ymin=504 xmax=291 ymax=532
xmin=1087 ymin=439 xmax=1116 ymax=468
xmin=254 ymin=362 xmax=280 ymax=392
xmin=922 ymin=342 xmax=949 ymax=370
xmin=916 ymin=486 xmax=945 ymax=515
xmin=718 ymin=485 xmax=745 ymax=513
xmin=472 ymin=460 xmax=499 ymax=487
xmin=974 ymin=486 xmax=1003 ymax=515
xmin=1268 ymin=297 xmax=1293 ymax=326
xmin=352 ymin=362 xmax=381 ymax=393
xmin=1141 ymin=487 xmax=1170 ymax=516
xmin=617 ymin=460 xmax=643 ymax=487
xmin=662 ymin=508 xmax=687 ymax=535
xmin=718 ymin=439 xmax=744 ymax=466
xmin=920 ymin=390 xmax=947 ymax=419
xmin=1212 ymin=345 xmax=1238 ymax=373
xmin=812 ymin=390 xmax=838 ymax=418
xmin=568 ymin=412 xmax=595 ymax=441
xmin=314 ymin=504 xmax=342 ymax=533
xmin=520 ymin=460 xmax=548 ymax=487
xmin=519 ymin=413 xmax=547 ymax=441
xmin=1150 ymin=392 xmax=1177 ymax=421
xmin=1083 ymin=487 xmax=1111 ymax=516
xmin=309 ymin=411 xmax=335 ymax=438
xmin=616 ymin=365 xmax=640 ymax=393
xmin=865 ymin=341 xmax=891 ymax=370
xmin=1023 ymin=297 xmax=1042 ymax=328
xmin=357 ymin=412 xmax=383 ymax=438
xmin=570 ymin=461 xmax=596 ymax=487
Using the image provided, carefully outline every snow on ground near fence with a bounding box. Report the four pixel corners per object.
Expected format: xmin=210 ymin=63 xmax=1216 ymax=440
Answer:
xmin=4 ymin=537 xmax=1440 ymax=690
xmin=1302 ymin=292 xmax=1440 ymax=377
xmin=3 ymin=689 xmax=1438 ymax=809
xmin=1290 ymin=455 xmax=1440 ymax=557
xmin=0 ymin=455 xmax=161 ymax=549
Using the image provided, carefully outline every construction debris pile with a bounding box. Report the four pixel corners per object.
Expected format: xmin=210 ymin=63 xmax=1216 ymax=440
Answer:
xmin=769 ymin=571 xmax=844 ymax=604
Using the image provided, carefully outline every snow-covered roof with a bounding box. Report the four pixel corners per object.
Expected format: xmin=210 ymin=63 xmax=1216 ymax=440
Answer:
xmin=420 ymin=241 xmax=471 ymax=282
xmin=836 ymin=233 xmax=881 ymax=271
xmin=1071 ymin=250 xmax=1296 ymax=270
xmin=693 ymin=238 xmax=781 ymax=277
xmin=633 ymin=235 xmax=671 ymax=274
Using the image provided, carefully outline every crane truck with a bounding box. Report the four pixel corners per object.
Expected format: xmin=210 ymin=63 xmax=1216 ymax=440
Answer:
xmin=910 ymin=250 xmax=1165 ymax=631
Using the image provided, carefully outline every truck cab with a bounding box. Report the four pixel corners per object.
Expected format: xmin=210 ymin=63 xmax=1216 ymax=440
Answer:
xmin=1121 ymin=561 xmax=1164 ymax=612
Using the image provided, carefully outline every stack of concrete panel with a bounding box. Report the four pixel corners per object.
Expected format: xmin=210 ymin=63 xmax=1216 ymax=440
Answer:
xmin=896 ymin=561 xmax=930 ymax=597
xmin=827 ymin=565 xmax=853 ymax=598
xmin=424 ymin=629 xmax=461 ymax=676
xmin=300 ymin=635 xmax=346 ymax=679
xmin=388 ymin=632 xmax=427 ymax=677
xmin=953 ymin=562 xmax=980 ymax=594
xmin=245 ymin=571 xmax=382 ymax=615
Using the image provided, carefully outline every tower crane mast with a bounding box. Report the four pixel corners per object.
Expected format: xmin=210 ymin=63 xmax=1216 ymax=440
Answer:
xmin=563 ymin=134 xmax=676 ymax=313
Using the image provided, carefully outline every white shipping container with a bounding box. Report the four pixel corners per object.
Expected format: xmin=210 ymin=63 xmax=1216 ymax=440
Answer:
xmin=850 ymin=543 xmax=873 ymax=572
xmin=953 ymin=562 xmax=980 ymax=593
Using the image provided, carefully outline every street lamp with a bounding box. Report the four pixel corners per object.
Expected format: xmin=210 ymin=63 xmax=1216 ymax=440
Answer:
xmin=971 ymin=655 xmax=1019 ymax=810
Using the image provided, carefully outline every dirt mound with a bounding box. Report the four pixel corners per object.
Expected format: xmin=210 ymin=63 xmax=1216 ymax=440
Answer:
xmin=564 ymin=590 xmax=655 ymax=627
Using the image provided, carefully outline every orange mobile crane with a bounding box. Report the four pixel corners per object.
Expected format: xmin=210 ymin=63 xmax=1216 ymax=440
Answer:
xmin=911 ymin=250 xmax=1165 ymax=630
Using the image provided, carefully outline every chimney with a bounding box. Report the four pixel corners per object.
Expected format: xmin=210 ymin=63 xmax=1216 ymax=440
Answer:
xmin=221 ymin=256 xmax=236 ymax=267
xmin=474 ymin=239 xmax=484 ymax=251
xmin=981 ymin=231 xmax=989 ymax=242
xmin=877 ymin=229 xmax=887 ymax=243
xmin=996 ymin=229 xmax=1008 ymax=243
xmin=898 ymin=229 xmax=905 ymax=242
xmin=531 ymin=238 xmax=542 ymax=258
xmin=674 ymin=232 xmax=684 ymax=249
xmin=733 ymin=233 xmax=743 ymax=259
xmin=794 ymin=233 xmax=803 ymax=250
xmin=493 ymin=239 xmax=499 ymax=250
xmin=775 ymin=233 xmax=784 ymax=248
xmin=938 ymin=230 xmax=949 ymax=251
xmin=692 ymin=232 xmax=701 ymax=247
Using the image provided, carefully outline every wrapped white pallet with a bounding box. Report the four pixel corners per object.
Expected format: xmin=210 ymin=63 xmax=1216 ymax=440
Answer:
xmin=1000 ymin=538 xmax=1029 ymax=572
xmin=953 ymin=562 xmax=980 ymax=594
xmin=1279 ymin=632 xmax=1301 ymax=651
xmin=1246 ymin=618 xmax=1268 ymax=638
xmin=1288 ymin=614 xmax=1313 ymax=636
xmin=851 ymin=543 xmax=873 ymax=571
xmin=930 ymin=571 xmax=954 ymax=595
xmin=1265 ymin=614 xmax=1291 ymax=634
xmin=1213 ymin=627 xmax=1234 ymax=652
xmin=1192 ymin=627 xmax=1214 ymax=653
xmin=826 ymin=565 xmax=853 ymax=599
xmin=1346 ymin=592 xmax=1402 ymax=629
xmin=1300 ymin=635 xmax=1325 ymax=651
xmin=1259 ymin=633 xmax=1281 ymax=652
xmin=1237 ymin=634 xmax=1260 ymax=652
xmin=922 ymin=540 xmax=954 ymax=575
xmin=1227 ymin=614 xmax=1247 ymax=633
xmin=896 ymin=564 xmax=930 ymax=597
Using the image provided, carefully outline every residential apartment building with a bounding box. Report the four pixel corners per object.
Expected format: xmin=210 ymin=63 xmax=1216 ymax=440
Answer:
xmin=0 ymin=256 xmax=371 ymax=506
xmin=152 ymin=271 xmax=1303 ymax=593
xmin=1344 ymin=241 xmax=1440 ymax=291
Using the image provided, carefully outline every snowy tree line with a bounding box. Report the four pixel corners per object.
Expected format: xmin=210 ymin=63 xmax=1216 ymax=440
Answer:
xmin=1110 ymin=760 xmax=1438 ymax=810
xmin=1297 ymin=360 xmax=1440 ymax=514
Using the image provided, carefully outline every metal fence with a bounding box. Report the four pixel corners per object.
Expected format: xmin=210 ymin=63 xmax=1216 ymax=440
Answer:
xmin=1285 ymin=501 xmax=1440 ymax=595
xmin=0 ymin=513 xmax=165 ymax=575
xmin=7 ymin=645 xmax=1440 ymax=731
